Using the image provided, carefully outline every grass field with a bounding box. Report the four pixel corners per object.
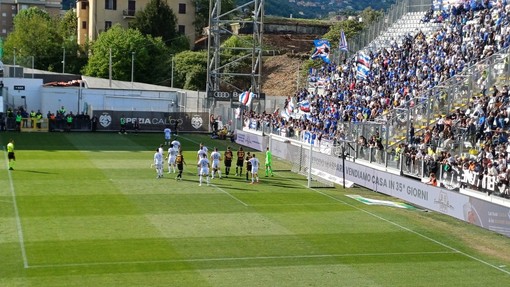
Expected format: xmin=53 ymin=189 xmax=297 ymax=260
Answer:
xmin=1 ymin=131 xmax=510 ymax=286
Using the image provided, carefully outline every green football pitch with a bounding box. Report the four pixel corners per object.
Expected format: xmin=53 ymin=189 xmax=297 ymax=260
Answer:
xmin=1 ymin=132 xmax=510 ymax=286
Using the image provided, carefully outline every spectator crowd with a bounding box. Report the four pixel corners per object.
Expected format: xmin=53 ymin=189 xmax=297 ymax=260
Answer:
xmin=1 ymin=105 xmax=91 ymax=132
xmin=242 ymin=0 xmax=510 ymax=198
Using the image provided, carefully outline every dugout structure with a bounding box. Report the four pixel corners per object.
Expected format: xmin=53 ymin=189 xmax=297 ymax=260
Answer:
xmin=269 ymin=134 xmax=337 ymax=188
xmin=20 ymin=118 xmax=49 ymax=132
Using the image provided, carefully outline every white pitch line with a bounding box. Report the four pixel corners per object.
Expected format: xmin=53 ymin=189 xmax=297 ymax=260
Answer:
xmin=27 ymin=251 xmax=458 ymax=269
xmin=210 ymin=183 xmax=248 ymax=207
xmin=249 ymin=203 xmax=339 ymax=206
xmin=3 ymin=146 xmax=29 ymax=269
xmin=278 ymin=174 xmax=510 ymax=276
xmin=177 ymin=135 xmax=202 ymax=146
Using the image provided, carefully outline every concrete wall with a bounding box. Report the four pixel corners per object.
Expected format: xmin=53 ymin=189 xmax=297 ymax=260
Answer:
xmin=1 ymin=78 xmax=44 ymax=112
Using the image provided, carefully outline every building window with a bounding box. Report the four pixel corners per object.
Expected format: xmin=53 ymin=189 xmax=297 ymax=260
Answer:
xmin=178 ymin=3 xmax=186 ymax=14
xmin=82 ymin=21 xmax=87 ymax=29
xmin=2 ymin=29 xmax=6 ymax=34
xmin=128 ymin=0 xmax=136 ymax=15
xmin=105 ymin=0 xmax=117 ymax=10
xmin=2 ymin=13 xmax=6 ymax=17
xmin=11 ymin=5 xmax=16 ymax=10
xmin=21 ymin=4 xmax=28 ymax=10
xmin=81 ymin=2 xmax=89 ymax=9
xmin=178 ymin=25 xmax=185 ymax=34
xmin=105 ymin=21 xmax=112 ymax=31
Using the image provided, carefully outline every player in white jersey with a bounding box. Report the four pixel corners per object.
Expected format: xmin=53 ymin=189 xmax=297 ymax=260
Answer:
xmin=171 ymin=139 xmax=181 ymax=149
xmin=200 ymin=143 xmax=208 ymax=154
xmin=154 ymin=148 xmax=164 ymax=179
xmin=210 ymin=147 xmax=222 ymax=179
xmin=158 ymin=144 xmax=164 ymax=155
xmin=197 ymin=153 xmax=210 ymax=186
xmin=248 ymin=154 xmax=260 ymax=184
xmin=197 ymin=144 xmax=208 ymax=175
xmin=163 ymin=127 xmax=172 ymax=145
xmin=167 ymin=144 xmax=178 ymax=173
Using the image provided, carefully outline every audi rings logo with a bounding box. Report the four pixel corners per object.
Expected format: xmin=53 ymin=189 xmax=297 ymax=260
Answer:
xmin=213 ymin=92 xmax=231 ymax=99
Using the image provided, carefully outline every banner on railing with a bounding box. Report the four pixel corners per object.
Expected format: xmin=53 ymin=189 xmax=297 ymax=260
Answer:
xmin=92 ymin=110 xmax=209 ymax=132
xmin=440 ymin=166 xmax=508 ymax=195
xmin=268 ymin=133 xmax=510 ymax=237
xmin=236 ymin=129 xmax=268 ymax=151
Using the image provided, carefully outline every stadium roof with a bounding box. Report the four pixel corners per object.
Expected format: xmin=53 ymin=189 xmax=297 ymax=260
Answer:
xmin=18 ymin=66 xmax=179 ymax=92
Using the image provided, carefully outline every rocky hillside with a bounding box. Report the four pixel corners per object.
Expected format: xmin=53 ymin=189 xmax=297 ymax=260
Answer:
xmin=262 ymin=54 xmax=303 ymax=97
xmin=261 ymin=34 xmax=313 ymax=97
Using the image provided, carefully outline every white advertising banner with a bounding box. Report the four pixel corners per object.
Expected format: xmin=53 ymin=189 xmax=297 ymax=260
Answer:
xmin=267 ymin=133 xmax=510 ymax=237
xmin=236 ymin=130 xmax=268 ymax=151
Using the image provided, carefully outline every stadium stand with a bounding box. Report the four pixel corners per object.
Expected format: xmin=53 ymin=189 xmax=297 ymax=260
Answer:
xmin=242 ymin=0 xmax=510 ymax=199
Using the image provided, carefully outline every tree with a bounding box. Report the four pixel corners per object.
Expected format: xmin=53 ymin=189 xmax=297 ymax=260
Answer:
xmin=60 ymin=9 xmax=77 ymax=39
xmin=129 ymin=0 xmax=187 ymax=51
xmin=359 ymin=8 xmax=384 ymax=25
xmin=84 ymin=25 xmax=171 ymax=85
xmin=3 ymin=7 xmax=63 ymax=71
xmin=3 ymin=7 xmax=88 ymax=74
xmin=193 ymin=0 xmax=236 ymax=36
xmin=60 ymin=9 xmax=87 ymax=74
xmin=172 ymin=51 xmax=207 ymax=90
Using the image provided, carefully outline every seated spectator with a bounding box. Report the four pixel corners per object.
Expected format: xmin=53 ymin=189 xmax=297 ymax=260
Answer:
xmin=426 ymin=172 xmax=438 ymax=186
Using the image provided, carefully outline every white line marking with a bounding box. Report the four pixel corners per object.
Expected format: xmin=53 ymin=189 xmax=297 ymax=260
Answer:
xmin=278 ymin=173 xmax=510 ymax=276
xmin=3 ymin=146 xmax=29 ymax=269
xmin=178 ymin=135 xmax=202 ymax=146
xmin=28 ymin=251 xmax=457 ymax=269
xmin=210 ymin=183 xmax=249 ymax=207
xmin=250 ymin=203 xmax=339 ymax=206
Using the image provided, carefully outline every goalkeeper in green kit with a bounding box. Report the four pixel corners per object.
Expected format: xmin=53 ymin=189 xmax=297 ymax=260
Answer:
xmin=265 ymin=146 xmax=274 ymax=177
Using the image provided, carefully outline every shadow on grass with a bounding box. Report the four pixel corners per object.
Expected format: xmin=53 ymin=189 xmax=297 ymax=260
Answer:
xmin=15 ymin=170 xmax=57 ymax=175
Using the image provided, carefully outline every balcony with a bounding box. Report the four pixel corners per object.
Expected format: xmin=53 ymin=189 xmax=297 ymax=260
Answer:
xmin=123 ymin=9 xmax=135 ymax=18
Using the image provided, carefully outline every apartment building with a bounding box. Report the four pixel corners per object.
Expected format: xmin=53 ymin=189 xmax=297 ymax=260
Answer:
xmin=76 ymin=0 xmax=195 ymax=46
xmin=0 ymin=0 xmax=61 ymax=37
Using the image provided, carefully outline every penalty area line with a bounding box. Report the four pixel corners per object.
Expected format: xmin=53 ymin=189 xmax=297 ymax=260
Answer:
xmin=27 ymin=251 xmax=458 ymax=269
xmin=210 ymin=183 xmax=249 ymax=207
xmin=3 ymin=146 xmax=29 ymax=269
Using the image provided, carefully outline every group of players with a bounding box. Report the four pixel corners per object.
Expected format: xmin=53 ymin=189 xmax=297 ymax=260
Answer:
xmin=153 ymin=138 xmax=185 ymax=180
xmin=153 ymin=138 xmax=274 ymax=186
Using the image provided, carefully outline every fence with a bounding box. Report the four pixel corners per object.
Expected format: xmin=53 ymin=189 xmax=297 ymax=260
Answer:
xmin=239 ymin=115 xmax=510 ymax=199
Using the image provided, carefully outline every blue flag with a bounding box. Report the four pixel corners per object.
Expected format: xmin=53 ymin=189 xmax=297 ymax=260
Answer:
xmin=339 ymin=30 xmax=348 ymax=52
xmin=310 ymin=39 xmax=331 ymax=64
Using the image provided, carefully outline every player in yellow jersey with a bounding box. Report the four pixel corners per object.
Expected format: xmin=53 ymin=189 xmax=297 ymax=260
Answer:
xmin=7 ymin=139 xmax=15 ymax=170
xmin=235 ymin=147 xmax=245 ymax=176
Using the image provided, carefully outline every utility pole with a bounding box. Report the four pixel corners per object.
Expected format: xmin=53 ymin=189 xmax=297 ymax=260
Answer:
xmin=109 ymin=48 xmax=112 ymax=87
xmin=62 ymin=47 xmax=66 ymax=73
xmin=131 ymin=52 xmax=135 ymax=87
